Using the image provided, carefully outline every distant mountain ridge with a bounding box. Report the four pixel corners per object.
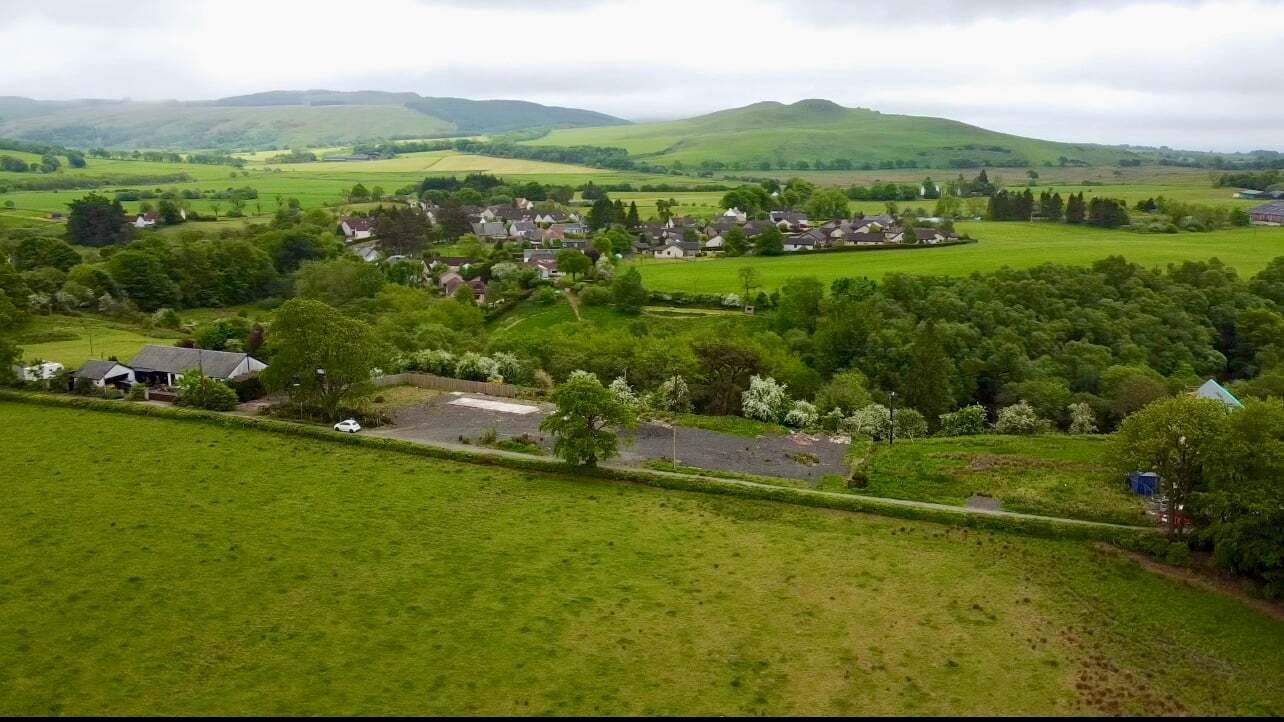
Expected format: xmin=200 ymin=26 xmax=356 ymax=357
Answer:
xmin=523 ymin=99 xmax=1154 ymax=170
xmin=0 ymin=91 xmax=629 ymax=151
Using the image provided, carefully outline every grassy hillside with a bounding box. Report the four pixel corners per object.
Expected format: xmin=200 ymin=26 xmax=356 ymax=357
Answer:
xmin=2 ymin=401 xmax=1282 ymax=715
xmin=525 ymin=99 xmax=1145 ymax=169
xmin=0 ymin=92 xmax=628 ymax=151
xmin=633 ymin=223 xmax=1284 ymax=294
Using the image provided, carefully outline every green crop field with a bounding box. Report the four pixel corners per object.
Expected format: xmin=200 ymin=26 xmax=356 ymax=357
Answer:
xmin=633 ymin=223 xmax=1284 ymax=294
xmin=2 ymin=401 xmax=1282 ymax=715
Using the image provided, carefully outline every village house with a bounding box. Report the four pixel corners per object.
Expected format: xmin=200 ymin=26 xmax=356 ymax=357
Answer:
xmin=769 ymin=210 xmax=810 ymax=232
xmin=128 ymin=345 xmax=266 ymax=387
xmin=784 ymin=229 xmax=827 ymax=252
xmin=1250 ymin=202 xmax=1284 ymax=225
xmin=71 ymin=359 xmax=136 ymax=390
xmin=529 ymin=258 xmax=562 ymax=280
xmin=340 ymin=216 xmax=376 ymax=241
xmin=654 ymin=239 xmax=700 ymax=259
xmin=131 ymin=211 xmax=159 ymax=229
xmin=471 ymin=220 xmax=508 ymax=239
xmin=439 ymin=272 xmax=486 ymax=303
xmin=722 ymin=207 xmax=747 ymax=223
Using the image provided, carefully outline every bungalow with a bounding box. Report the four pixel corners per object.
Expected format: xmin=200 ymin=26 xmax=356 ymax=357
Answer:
xmin=769 ymin=210 xmax=810 ymax=232
xmin=846 ymin=231 xmax=885 ymax=245
xmin=340 ymin=216 xmax=376 ymax=241
xmin=742 ymin=220 xmax=774 ymax=237
xmin=471 ymin=221 xmax=508 ymax=239
xmin=522 ymin=249 xmax=556 ymax=263
xmin=128 ymin=345 xmax=266 ymax=387
xmin=349 ymin=242 xmax=381 ymax=263
xmin=132 ymin=211 xmax=159 ymax=229
xmin=784 ymin=229 xmax=827 ymax=252
xmin=429 ymin=256 xmax=476 ymax=272
xmin=722 ymin=207 xmax=748 ymax=223
xmin=528 ymin=258 xmax=562 ymax=280
xmin=654 ymin=240 xmax=700 ymax=259
xmin=703 ymin=234 xmax=726 ymax=252
xmin=440 ymin=272 xmax=486 ymax=303
xmin=534 ymin=211 xmax=576 ymax=225
xmin=71 ymin=359 xmax=135 ymax=390
xmin=1249 ymin=203 xmax=1284 ymax=226
xmin=552 ymin=222 xmax=587 ymax=237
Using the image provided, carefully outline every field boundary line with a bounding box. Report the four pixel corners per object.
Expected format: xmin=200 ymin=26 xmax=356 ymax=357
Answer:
xmin=0 ymin=391 xmax=1159 ymax=545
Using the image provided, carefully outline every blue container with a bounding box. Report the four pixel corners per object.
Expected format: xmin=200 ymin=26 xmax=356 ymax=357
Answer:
xmin=1127 ymin=472 xmax=1159 ymax=496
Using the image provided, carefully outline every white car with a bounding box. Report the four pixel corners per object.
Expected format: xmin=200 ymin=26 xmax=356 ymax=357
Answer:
xmin=333 ymin=419 xmax=362 ymax=433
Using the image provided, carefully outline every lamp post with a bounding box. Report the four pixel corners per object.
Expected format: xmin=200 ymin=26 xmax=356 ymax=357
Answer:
xmin=888 ymin=391 xmax=897 ymax=447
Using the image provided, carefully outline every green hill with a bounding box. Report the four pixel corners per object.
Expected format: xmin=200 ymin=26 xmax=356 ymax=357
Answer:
xmin=524 ymin=99 xmax=1146 ymax=169
xmin=0 ymin=91 xmax=628 ymax=151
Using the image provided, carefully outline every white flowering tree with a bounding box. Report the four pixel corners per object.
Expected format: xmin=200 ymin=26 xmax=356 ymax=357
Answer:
xmin=742 ymin=375 xmax=791 ymax=423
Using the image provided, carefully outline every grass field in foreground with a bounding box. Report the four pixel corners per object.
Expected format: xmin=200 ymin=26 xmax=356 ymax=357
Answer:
xmin=2 ymin=402 xmax=1282 ymax=715
xmin=839 ymin=435 xmax=1147 ymax=526
xmin=632 ymin=222 xmax=1284 ymax=294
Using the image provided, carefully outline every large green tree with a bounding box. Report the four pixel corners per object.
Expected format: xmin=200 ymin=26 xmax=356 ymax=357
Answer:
xmin=66 ymin=193 xmax=130 ymax=247
xmin=260 ymin=299 xmax=382 ymax=420
xmin=540 ymin=370 xmax=638 ymax=466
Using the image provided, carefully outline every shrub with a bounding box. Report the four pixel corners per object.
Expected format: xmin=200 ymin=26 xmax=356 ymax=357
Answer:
xmin=783 ymin=400 xmax=819 ymax=428
xmin=995 ymin=401 xmax=1049 ymax=434
xmin=175 ymin=371 xmax=239 ymax=411
xmin=152 ymin=307 xmax=182 ymax=329
xmin=455 ymin=351 xmax=500 ymax=381
xmin=652 ymin=375 xmax=692 ymax=413
xmin=531 ymin=286 xmax=559 ymax=305
xmin=490 ymin=351 xmax=527 ymax=385
xmin=1068 ymin=402 xmax=1098 ymax=434
xmin=125 ymin=383 xmax=147 ymax=401
xmin=939 ymin=404 xmax=987 ymax=436
xmin=1164 ymin=542 xmax=1192 ymax=567
xmin=229 ymin=374 xmax=266 ymax=402
xmin=843 ymin=403 xmax=891 ymax=441
xmin=411 ymin=349 xmax=456 ymax=376
xmin=608 ymin=376 xmax=640 ymax=412
xmin=742 ymin=375 xmax=791 ymax=423
xmin=578 ymin=284 xmax=611 ymax=306
xmin=894 ymin=408 xmax=928 ymax=439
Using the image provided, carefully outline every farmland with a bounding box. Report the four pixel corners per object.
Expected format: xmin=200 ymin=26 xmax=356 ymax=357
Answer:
xmin=2 ymin=401 xmax=1282 ymax=715
xmin=632 ymin=222 xmax=1284 ymax=294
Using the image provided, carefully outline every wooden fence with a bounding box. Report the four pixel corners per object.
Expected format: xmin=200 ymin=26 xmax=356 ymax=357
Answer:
xmin=374 ymin=372 xmax=529 ymax=398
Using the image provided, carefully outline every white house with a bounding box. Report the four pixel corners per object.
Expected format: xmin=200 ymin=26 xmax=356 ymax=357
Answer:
xmin=128 ymin=345 xmax=266 ymax=387
xmin=722 ymin=207 xmax=747 ymax=223
xmin=132 ymin=211 xmax=159 ymax=229
xmin=340 ymin=217 xmax=376 ymax=241
xmin=654 ymin=240 xmax=700 ymax=259
xmin=71 ymin=360 xmax=136 ymax=389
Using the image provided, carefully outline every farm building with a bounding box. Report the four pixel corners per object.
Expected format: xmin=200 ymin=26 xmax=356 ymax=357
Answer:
xmin=1249 ymin=203 xmax=1284 ymax=225
xmin=71 ymin=360 xmax=135 ymax=390
xmin=128 ymin=345 xmax=266 ymax=386
xmin=340 ymin=216 xmax=376 ymax=241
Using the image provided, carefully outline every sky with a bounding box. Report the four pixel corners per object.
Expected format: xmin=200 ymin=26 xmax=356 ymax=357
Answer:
xmin=4 ymin=0 xmax=1284 ymax=151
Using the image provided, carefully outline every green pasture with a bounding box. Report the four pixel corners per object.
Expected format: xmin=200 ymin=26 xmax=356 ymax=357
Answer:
xmin=1 ymin=401 xmax=1282 ymax=715
xmin=633 ymin=222 xmax=1284 ymax=294
xmin=12 ymin=314 xmax=185 ymax=368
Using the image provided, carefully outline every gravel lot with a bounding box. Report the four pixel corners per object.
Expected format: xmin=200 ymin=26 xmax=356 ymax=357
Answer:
xmin=369 ymin=392 xmax=849 ymax=483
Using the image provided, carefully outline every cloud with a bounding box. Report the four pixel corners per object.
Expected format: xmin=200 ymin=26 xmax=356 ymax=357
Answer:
xmin=1 ymin=0 xmax=1281 ymax=151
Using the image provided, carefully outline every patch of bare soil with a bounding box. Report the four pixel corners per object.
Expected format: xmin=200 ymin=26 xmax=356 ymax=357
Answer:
xmin=933 ymin=452 xmax=1104 ymax=473
xmin=1094 ymin=543 xmax=1284 ymax=622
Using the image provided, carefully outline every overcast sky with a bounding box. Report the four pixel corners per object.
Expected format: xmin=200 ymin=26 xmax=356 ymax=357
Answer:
xmin=5 ymin=0 xmax=1283 ymax=151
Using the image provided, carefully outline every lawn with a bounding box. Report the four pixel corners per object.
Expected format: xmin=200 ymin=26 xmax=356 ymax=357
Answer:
xmin=838 ymin=434 xmax=1148 ymax=526
xmin=13 ymin=314 xmax=185 ymax=368
xmin=632 ymin=222 xmax=1284 ymax=294
xmin=1 ymin=402 xmax=1282 ymax=715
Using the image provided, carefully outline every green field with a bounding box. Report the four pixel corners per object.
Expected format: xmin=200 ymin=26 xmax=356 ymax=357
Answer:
xmin=844 ymin=435 xmax=1147 ymax=526
xmin=1 ymin=401 xmax=1282 ymax=715
xmin=13 ymin=315 xmax=184 ymax=368
xmin=633 ymin=223 xmax=1284 ymax=294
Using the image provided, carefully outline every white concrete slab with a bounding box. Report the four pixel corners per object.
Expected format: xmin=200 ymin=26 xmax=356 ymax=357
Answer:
xmin=449 ymin=397 xmax=542 ymax=415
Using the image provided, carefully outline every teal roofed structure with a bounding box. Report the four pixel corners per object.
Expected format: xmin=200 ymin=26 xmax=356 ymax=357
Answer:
xmin=1193 ymin=379 xmax=1244 ymax=409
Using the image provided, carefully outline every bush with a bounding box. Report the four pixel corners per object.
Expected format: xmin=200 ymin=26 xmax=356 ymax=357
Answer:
xmin=939 ymin=404 xmax=986 ymax=436
xmin=1164 ymin=542 xmax=1192 ymax=567
xmin=1068 ymin=402 xmax=1098 ymax=434
xmin=71 ymin=377 xmax=96 ymax=396
xmin=410 ymin=349 xmax=456 ymax=376
xmin=531 ymin=286 xmax=559 ymax=305
xmin=229 ymin=374 xmax=266 ymax=402
xmin=893 ymin=408 xmax=928 ymax=439
xmin=578 ymin=284 xmax=611 ymax=306
xmin=843 ymin=403 xmax=891 ymax=441
xmin=125 ymin=383 xmax=147 ymax=401
xmin=995 ymin=401 xmax=1049 ymax=434
xmin=175 ymin=372 xmax=239 ymax=411
xmin=490 ymin=351 xmax=528 ymax=385
xmin=455 ymin=351 xmax=500 ymax=381
xmin=783 ymin=400 xmax=819 ymax=428
xmin=742 ymin=375 xmax=791 ymax=423
xmin=652 ymin=375 xmax=692 ymax=413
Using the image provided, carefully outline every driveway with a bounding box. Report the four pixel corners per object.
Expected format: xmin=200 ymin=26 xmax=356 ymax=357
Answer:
xmin=368 ymin=392 xmax=849 ymax=483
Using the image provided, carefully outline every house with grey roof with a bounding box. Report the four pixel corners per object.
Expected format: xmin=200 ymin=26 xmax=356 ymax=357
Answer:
xmin=72 ymin=360 xmax=135 ymax=390
xmin=1250 ymin=203 xmax=1284 ymax=225
xmin=128 ymin=345 xmax=267 ymax=387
